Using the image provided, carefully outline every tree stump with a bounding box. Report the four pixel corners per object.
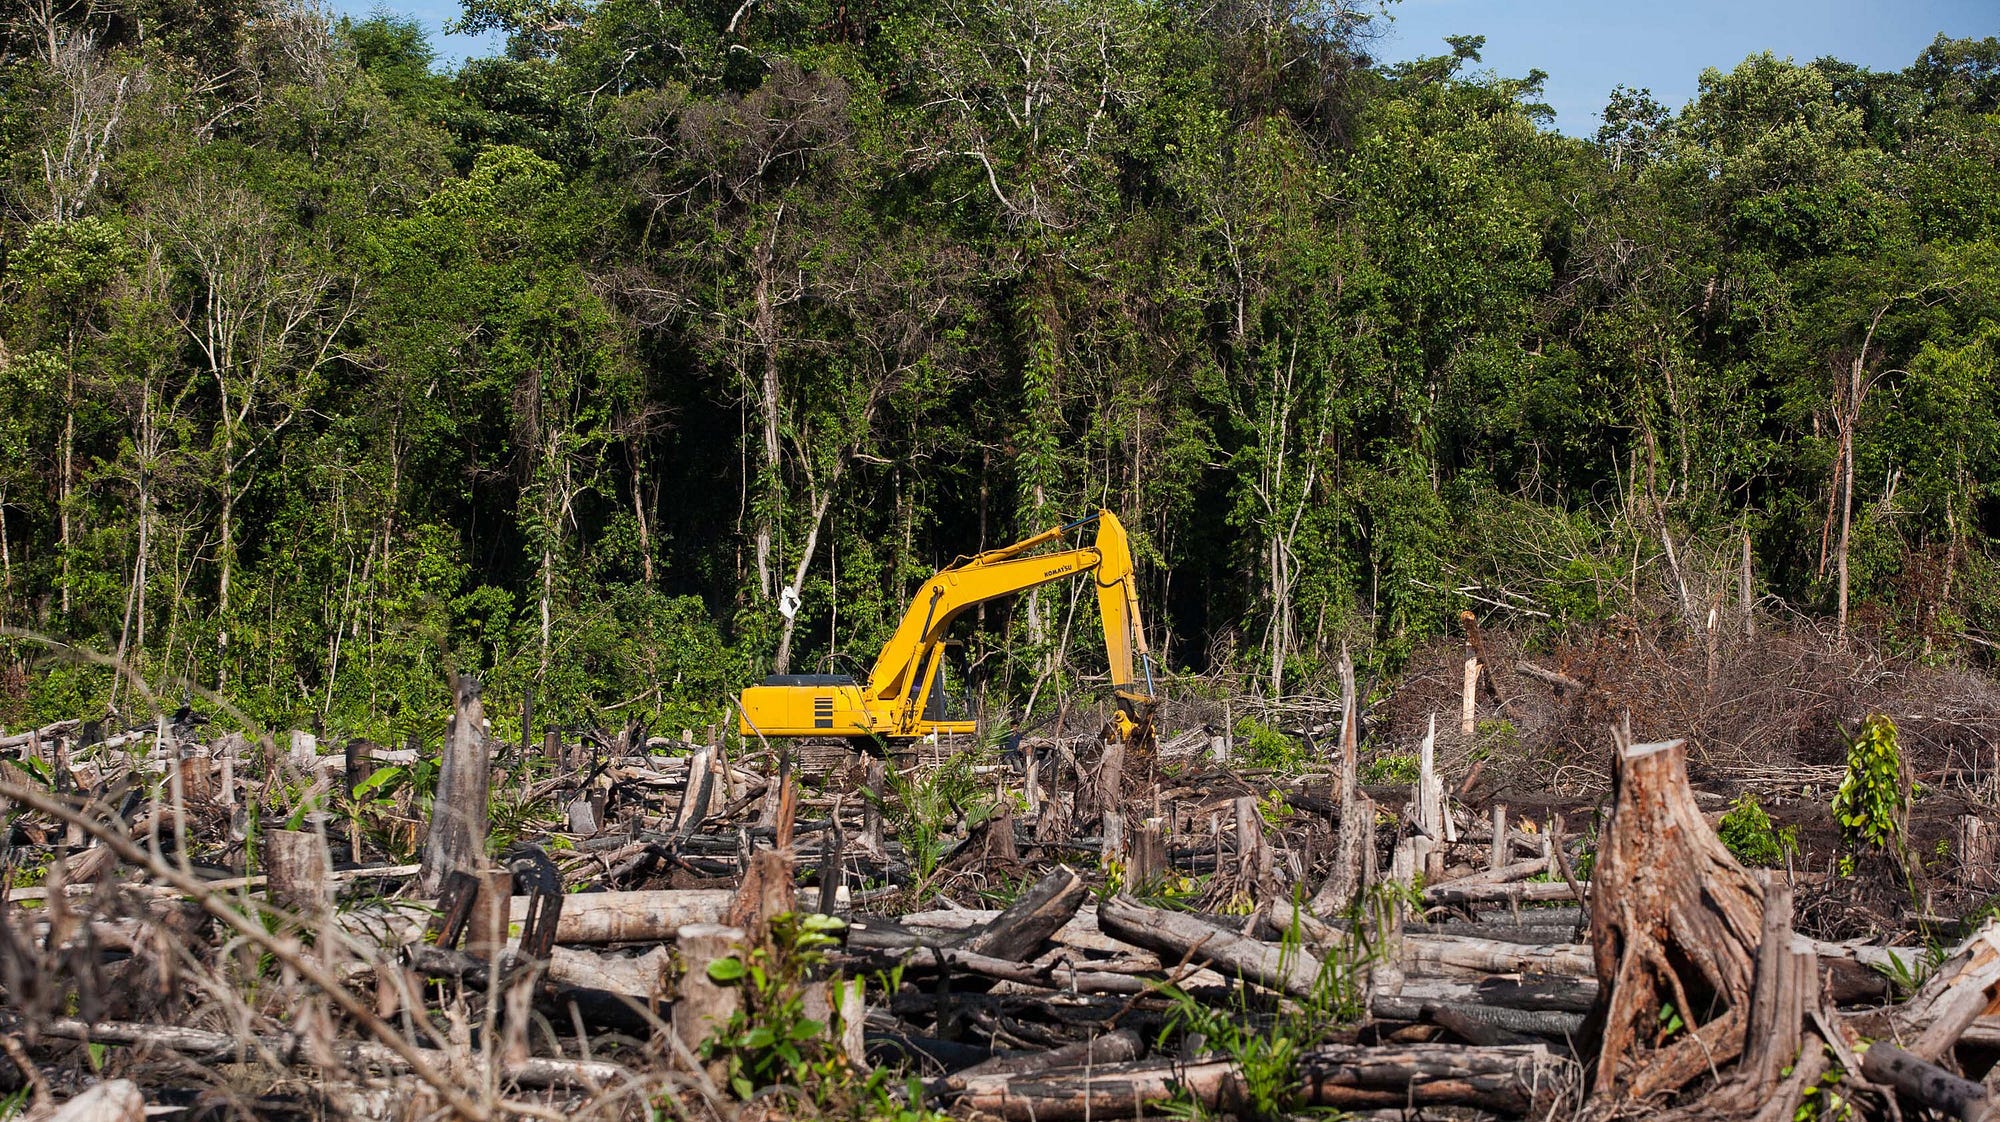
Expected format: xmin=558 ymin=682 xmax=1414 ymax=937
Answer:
xmin=1584 ymin=736 xmax=1765 ymax=1099
xmin=1310 ymin=649 xmax=1367 ymax=914
xmin=675 ymin=924 xmax=747 ymax=1080
xmin=419 ymin=674 xmax=490 ymax=897
xmin=725 ymin=848 xmax=795 ymax=945
xmin=466 ymin=865 xmax=514 ymax=962
xmin=267 ymin=827 xmax=331 ymax=918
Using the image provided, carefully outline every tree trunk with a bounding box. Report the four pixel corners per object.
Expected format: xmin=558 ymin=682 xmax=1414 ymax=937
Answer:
xmin=963 ymin=866 xmax=1085 ymax=962
xmin=1583 ymin=734 xmax=1764 ymax=1099
xmin=953 ymin=1045 xmax=1568 ymax=1120
xmin=751 ymin=226 xmax=781 ymax=603
xmin=59 ymin=351 xmax=74 ymax=618
xmin=1837 ymin=364 xmax=1857 ymax=642
xmin=46 ymin=1080 xmax=143 ymax=1122
xmin=418 ymin=675 xmax=490 ymax=897
xmin=265 ymin=827 xmax=332 ymax=919
xmin=773 ymin=488 xmax=836 ymax=674
xmin=1097 ymin=894 xmax=1325 ymax=999
xmin=1268 ymin=536 xmax=1287 ymax=696
xmin=216 ymin=434 xmax=235 ymax=687
xmin=628 ymin=436 xmax=654 ymax=585
xmin=1863 ymin=1042 xmax=1991 ymax=1122
xmin=1312 ymin=649 xmax=1366 ymax=912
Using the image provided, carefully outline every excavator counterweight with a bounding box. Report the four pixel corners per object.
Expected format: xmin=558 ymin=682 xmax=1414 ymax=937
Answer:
xmin=738 ymin=510 xmax=1157 ymax=748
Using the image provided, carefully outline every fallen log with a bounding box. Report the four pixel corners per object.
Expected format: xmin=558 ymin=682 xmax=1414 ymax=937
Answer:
xmin=962 ymin=866 xmax=1085 ymax=962
xmin=509 ymin=889 xmax=733 ymax=944
xmin=1947 ymin=1014 xmax=2000 ymax=1048
xmin=1430 ymin=858 xmax=1549 ymax=890
xmin=1514 ymin=661 xmax=1583 ymax=692
xmin=19 ymin=1016 xmax=629 ymax=1090
xmin=893 ymin=904 xmax=1130 ymax=954
xmin=1402 ymin=934 xmax=1594 ymax=978
xmin=952 ymin=1044 xmax=1570 ymax=1120
xmin=1862 ymin=1041 xmax=1991 ymax=1122
xmin=942 ymin=1029 xmax=1145 ymax=1090
xmin=405 ymin=942 xmax=668 ymax=1001
xmin=0 ymin=720 xmax=79 ymax=751
xmin=1424 ymin=880 xmax=1583 ymax=906
xmin=1880 ymin=926 xmax=2000 ymax=1060
xmin=1371 ymin=990 xmax=1586 ymax=1038
xmin=1097 ymin=894 xmax=1324 ymax=999
xmin=870 ymin=943 xmax=1157 ymax=995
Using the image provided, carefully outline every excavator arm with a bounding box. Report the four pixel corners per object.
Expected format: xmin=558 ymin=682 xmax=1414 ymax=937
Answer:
xmin=738 ymin=510 xmax=1156 ymax=744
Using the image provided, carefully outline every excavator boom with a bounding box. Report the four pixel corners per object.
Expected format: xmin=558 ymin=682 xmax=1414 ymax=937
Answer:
xmin=738 ymin=510 xmax=1156 ymax=745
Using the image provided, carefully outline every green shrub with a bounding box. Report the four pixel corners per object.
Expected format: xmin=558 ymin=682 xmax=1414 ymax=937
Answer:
xmin=1717 ymin=794 xmax=1795 ymax=867
xmin=1237 ymin=718 xmax=1311 ymax=773
xmin=886 ymin=753 xmax=993 ymax=899
xmin=1159 ymin=903 xmax=1368 ymax=1122
xmin=1362 ymin=753 xmax=1419 ymax=785
xmin=699 ymin=912 xmax=948 ymax=1120
xmin=1832 ymin=713 xmax=1908 ymax=864
xmin=1473 ymin=718 xmax=1519 ymax=754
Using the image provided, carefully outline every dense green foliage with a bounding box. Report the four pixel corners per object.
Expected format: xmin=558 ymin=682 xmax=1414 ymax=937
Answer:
xmin=1 ymin=0 xmax=1997 ymax=740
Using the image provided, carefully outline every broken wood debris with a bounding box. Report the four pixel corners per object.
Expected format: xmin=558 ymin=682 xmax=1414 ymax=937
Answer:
xmin=3 ymin=674 xmax=1999 ymax=1122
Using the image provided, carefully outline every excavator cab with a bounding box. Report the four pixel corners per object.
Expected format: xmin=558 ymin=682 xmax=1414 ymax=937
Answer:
xmin=739 ymin=674 xmax=873 ymax=737
xmin=740 ymin=647 xmax=980 ymax=742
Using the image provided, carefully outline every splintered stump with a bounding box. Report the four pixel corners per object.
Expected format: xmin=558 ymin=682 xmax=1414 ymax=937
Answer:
xmin=1586 ymin=737 xmax=1765 ymax=1100
xmin=419 ymin=674 xmax=491 ymax=897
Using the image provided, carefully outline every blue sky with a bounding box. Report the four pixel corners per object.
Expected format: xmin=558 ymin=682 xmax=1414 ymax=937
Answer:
xmin=343 ymin=0 xmax=1996 ymax=136
xmin=1372 ymin=0 xmax=1997 ymax=134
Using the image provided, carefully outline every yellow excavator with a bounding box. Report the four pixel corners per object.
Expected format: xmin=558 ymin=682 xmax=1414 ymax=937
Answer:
xmin=738 ymin=510 xmax=1157 ymax=749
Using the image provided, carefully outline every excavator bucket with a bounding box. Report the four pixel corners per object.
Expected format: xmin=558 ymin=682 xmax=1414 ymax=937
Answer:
xmin=1115 ymin=687 xmax=1160 ymax=791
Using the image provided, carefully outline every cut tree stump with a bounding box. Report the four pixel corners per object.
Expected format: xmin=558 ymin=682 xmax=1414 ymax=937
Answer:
xmin=419 ymin=675 xmax=490 ymax=897
xmin=725 ymin=849 xmax=796 ymax=945
xmin=465 ymin=866 xmax=513 ymax=961
xmin=266 ymin=828 xmax=331 ymax=917
xmin=1708 ymin=881 xmax=1818 ymax=1116
xmin=1311 ymin=649 xmax=1368 ymax=914
xmin=674 ymin=924 xmax=747 ymax=1081
xmin=1584 ymin=735 xmax=1764 ymax=1100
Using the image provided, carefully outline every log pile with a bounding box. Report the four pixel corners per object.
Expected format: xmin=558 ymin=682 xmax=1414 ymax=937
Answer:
xmin=0 ymin=670 xmax=1997 ymax=1122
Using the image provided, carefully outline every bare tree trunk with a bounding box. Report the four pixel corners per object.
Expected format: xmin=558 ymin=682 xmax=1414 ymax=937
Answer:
xmin=629 ymin=441 xmax=654 ymax=585
xmin=540 ymin=544 xmax=554 ymax=675
xmin=751 ymin=230 xmax=781 ymax=603
xmin=216 ymin=439 xmax=234 ymax=687
xmin=1740 ymin=529 xmax=1755 ymax=637
xmin=1836 ymin=357 xmax=1860 ymax=642
xmin=0 ymin=485 xmax=12 ymax=607
xmin=773 ymin=489 xmax=836 ymax=675
xmin=1268 ymin=537 xmax=1287 ymax=697
xmin=113 ymin=426 xmax=150 ymax=694
xmin=59 ymin=358 xmax=74 ymax=618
